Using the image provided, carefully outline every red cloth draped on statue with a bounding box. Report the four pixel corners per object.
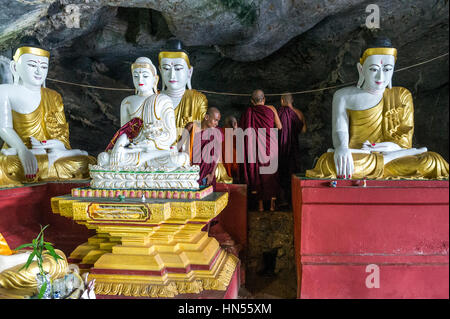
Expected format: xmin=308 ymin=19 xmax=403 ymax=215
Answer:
xmin=192 ymin=128 xmax=223 ymax=190
xmin=277 ymin=106 xmax=303 ymax=199
xmin=239 ymin=105 xmax=280 ymax=200
xmin=105 ymin=118 xmax=143 ymax=151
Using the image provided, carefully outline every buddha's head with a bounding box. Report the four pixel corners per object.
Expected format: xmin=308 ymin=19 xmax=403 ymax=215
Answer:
xmin=357 ymin=37 xmax=397 ymax=93
xmin=10 ymin=37 xmax=50 ymax=89
xmin=158 ymin=39 xmax=193 ymax=91
xmin=131 ymin=57 xmax=158 ymax=96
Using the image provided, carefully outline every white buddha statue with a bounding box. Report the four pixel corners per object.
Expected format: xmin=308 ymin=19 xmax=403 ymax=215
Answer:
xmin=306 ymin=37 xmax=449 ymax=180
xmin=120 ymin=57 xmax=158 ymax=127
xmin=158 ymin=40 xmax=232 ymax=183
xmin=97 ymin=58 xmax=189 ymax=171
xmin=0 ymin=37 xmax=95 ymax=187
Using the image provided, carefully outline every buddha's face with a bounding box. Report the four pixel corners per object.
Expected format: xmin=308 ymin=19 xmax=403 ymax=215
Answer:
xmin=360 ymin=54 xmax=395 ymax=91
xmin=160 ymin=57 xmax=192 ymax=91
xmin=15 ymin=53 xmax=49 ymax=87
xmin=132 ymin=68 xmax=155 ymax=94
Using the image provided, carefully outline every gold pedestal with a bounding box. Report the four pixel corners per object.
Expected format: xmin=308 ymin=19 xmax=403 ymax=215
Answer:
xmin=51 ymin=192 xmax=239 ymax=298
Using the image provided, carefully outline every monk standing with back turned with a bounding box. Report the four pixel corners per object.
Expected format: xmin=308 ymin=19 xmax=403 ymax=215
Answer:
xmin=239 ymin=89 xmax=282 ymax=212
xmin=277 ymin=93 xmax=307 ymax=206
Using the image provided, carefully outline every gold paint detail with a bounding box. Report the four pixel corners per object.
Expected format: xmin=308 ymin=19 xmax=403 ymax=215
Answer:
xmin=360 ymin=47 xmax=397 ymax=65
xmin=158 ymin=51 xmax=191 ymax=68
xmin=92 ymin=254 xmax=238 ymax=297
xmin=131 ymin=63 xmax=155 ymax=75
xmin=13 ymin=46 xmax=50 ymax=62
xmin=88 ymin=203 xmax=151 ymax=222
xmin=50 ymin=192 xmax=237 ymax=298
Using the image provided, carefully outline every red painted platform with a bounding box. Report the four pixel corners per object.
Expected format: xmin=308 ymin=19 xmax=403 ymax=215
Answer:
xmin=214 ymin=183 xmax=247 ymax=285
xmin=292 ymin=177 xmax=449 ymax=299
xmin=0 ymin=181 xmax=95 ymax=254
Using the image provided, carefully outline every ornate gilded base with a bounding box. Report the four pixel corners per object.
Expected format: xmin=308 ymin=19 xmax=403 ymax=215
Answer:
xmin=51 ymin=191 xmax=239 ymax=298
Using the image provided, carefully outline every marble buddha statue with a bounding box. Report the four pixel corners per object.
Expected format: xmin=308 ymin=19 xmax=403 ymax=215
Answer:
xmin=306 ymin=37 xmax=449 ymax=180
xmin=0 ymin=37 xmax=95 ymax=188
xmin=120 ymin=57 xmax=158 ymax=127
xmin=159 ymin=40 xmax=232 ymax=183
xmin=97 ymin=57 xmax=189 ymax=171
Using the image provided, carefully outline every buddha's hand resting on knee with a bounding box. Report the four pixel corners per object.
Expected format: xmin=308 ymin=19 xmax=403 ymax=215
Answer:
xmin=17 ymin=148 xmax=38 ymax=179
xmin=334 ymin=147 xmax=354 ymax=179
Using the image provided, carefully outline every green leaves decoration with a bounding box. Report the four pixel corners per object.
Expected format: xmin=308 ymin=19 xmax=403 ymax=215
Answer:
xmin=14 ymin=224 xmax=62 ymax=299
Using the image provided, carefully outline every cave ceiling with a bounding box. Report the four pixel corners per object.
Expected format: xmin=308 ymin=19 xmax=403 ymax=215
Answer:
xmin=1 ymin=0 xmax=448 ymax=168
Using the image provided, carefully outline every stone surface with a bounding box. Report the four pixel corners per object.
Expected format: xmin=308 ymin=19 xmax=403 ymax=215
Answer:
xmin=245 ymin=210 xmax=296 ymax=299
xmin=0 ymin=0 xmax=448 ymax=172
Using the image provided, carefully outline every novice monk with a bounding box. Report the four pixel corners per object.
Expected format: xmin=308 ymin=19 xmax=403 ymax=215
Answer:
xmin=192 ymin=107 xmax=223 ymax=190
xmin=240 ymin=89 xmax=282 ymax=212
xmin=277 ymin=93 xmax=307 ymax=205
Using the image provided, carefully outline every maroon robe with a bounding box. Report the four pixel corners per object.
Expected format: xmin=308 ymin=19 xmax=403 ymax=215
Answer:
xmin=105 ymin=117 xmax=143 ymax=151
xmin=192 ymin=127 xmax=223 ymax=190
xmin=239 ymin=105 xmax=280 ymax=200
xmin=277 ymin=106 xmax=304 ymax=199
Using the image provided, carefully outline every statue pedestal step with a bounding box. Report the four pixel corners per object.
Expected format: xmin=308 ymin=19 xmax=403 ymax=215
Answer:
xmin=51 ymin=191 xmax=240 ymax=299
xmin=292 ymin=177 xmax=449 ymax=299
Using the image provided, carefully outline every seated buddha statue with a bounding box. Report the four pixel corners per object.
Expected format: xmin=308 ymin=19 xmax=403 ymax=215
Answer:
xmin=0 ymin=37 xmax=95 ymax=188
xmin=119 ymin=57 xmax=158 ymax=127
xmin=306 ymin=37 xmax=449 ymax=180
xmin=159 ymin=39 xmax=232 ymax=183
xmin=97 ymin=58 xmax=189 ymax=170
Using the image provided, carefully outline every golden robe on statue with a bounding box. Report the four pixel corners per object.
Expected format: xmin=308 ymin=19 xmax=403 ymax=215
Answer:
xmin=0 ymin=88 xmax=96 ymax=187
xmin=306 ymin=87 xmax=449 ymax=179
xmin=175 ymin=89 xmax=232 ymax=184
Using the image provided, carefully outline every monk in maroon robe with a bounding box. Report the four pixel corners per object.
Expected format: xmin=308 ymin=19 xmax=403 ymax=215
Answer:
xmin=221 ymin=116 xmax=240 ymax=183
xmin=277 ymin=93 xmax=307 ymax=205
xmin=192 ymin=107 xmax=222 ymax=190
xmin=239 ymin=89 xmax=282 ymax=212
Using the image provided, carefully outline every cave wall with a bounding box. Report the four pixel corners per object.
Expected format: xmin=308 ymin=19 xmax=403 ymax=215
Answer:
xmin=1 ymin=0 xmax=448 ymax=173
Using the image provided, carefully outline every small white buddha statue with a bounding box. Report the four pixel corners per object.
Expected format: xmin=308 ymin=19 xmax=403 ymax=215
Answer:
xmin=97 ymin=58 xmax=189 ymax=171
xmin=120 ymin=57 xmax=159 ymax=127
xmin=0 ymin=37 xmax=95 ymax=187
xmin=307 ymin=37 xmax=449 ymax=179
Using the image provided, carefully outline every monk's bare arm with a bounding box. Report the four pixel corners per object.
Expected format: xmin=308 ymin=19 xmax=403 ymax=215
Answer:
xmin=294 ymin=108 xmax=307 ymax=133
xmin=267 ymin=105 xmax=282 ymax=130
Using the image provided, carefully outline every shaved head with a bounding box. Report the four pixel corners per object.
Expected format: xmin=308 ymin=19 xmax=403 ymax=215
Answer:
xmin=204 ymin=106 xmax=221 ymax=128
xmin=281 ymin=93 xmax=293 ymax=105
xmin=206 ymin=106 xmax=221 ymax=117
xmin=251 ymin=89 xmax=265 ymax=104
xmin=224 ymin=115 xmax=238 ymax=128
